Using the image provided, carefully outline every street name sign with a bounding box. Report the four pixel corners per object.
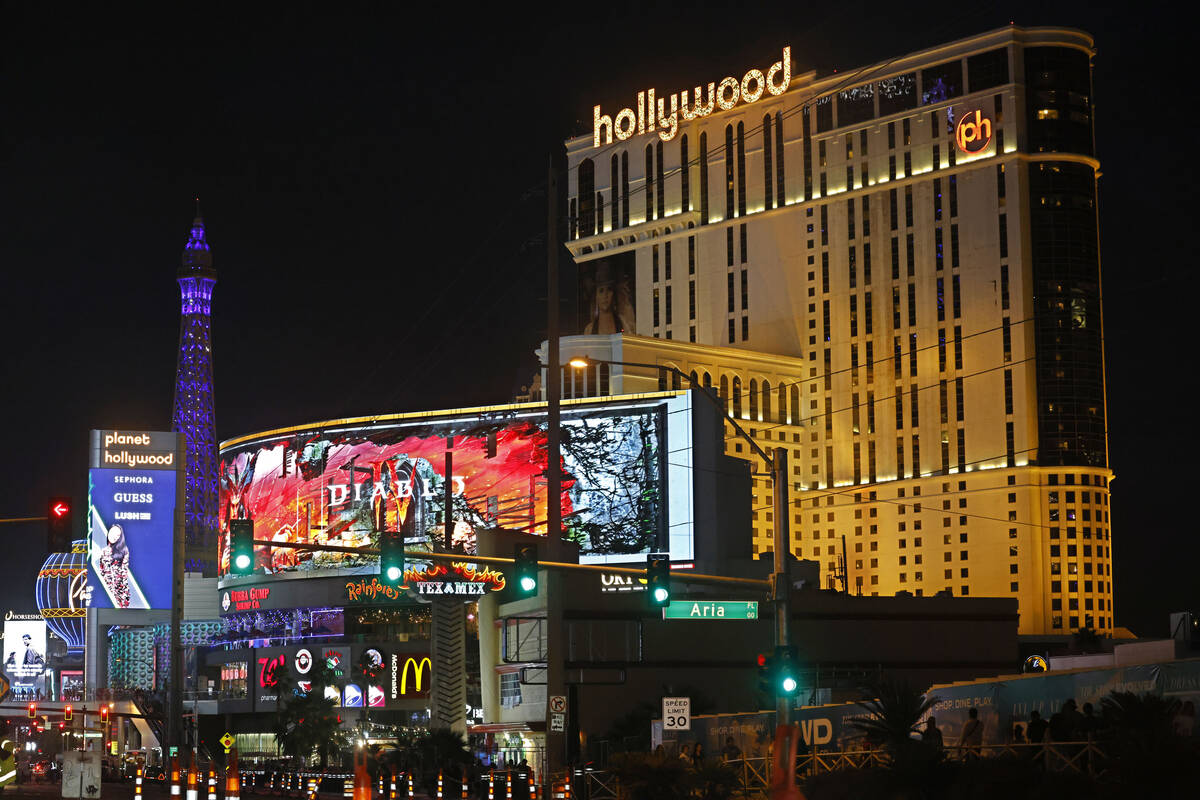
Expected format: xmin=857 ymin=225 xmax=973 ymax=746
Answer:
xmin=662 ymin=601 xmax=758 ymax=620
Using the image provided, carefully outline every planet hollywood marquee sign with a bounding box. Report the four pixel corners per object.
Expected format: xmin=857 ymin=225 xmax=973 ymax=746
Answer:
xmin=593 ymin=47 xmax=792 ymax=147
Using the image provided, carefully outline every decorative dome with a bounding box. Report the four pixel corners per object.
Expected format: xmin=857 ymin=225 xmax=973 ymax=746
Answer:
xmin=36 ymin=539 xmax=88 ymax=650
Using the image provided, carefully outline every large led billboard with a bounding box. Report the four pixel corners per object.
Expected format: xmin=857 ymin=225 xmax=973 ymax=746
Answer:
xmin=3 ymin=619 xmax=47 ymax=691
xmin=218 ymin=397 xmax=681 ymax=577
xmin=87 ymin=468 xmax=177 ymax=609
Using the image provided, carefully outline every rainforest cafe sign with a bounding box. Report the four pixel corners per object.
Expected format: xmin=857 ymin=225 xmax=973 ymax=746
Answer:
xmin=593 ymin=47 xmax=791 ymax=147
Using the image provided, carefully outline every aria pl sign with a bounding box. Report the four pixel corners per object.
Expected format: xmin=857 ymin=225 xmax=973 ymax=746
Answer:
xmin=661 ymin=601 xmax=758 ymax=620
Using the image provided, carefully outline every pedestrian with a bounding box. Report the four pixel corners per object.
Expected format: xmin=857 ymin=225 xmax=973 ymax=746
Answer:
xmin=692 ymin=742 xmax=705 ymax=766
xmin=959 ymin=708 xmax=983 ymax=758
xmin=1012 ymin=724 xmax=1025 ymax=744
xmin=921 ymin=717 xmax=944 ymax=752
xmin=653 ymin=745 xmax=666 ymax=758
xmin=678 ymin=744 xmax=692 ymax=765
xmin=1027 ymin=710 xmax=1048 ymax=744
xmin=720 ymin=737 xmax=742 ymax=763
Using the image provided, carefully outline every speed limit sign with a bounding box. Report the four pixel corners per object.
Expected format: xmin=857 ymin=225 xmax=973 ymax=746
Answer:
xmin=662 ymin=697 xmax=690 ymax=731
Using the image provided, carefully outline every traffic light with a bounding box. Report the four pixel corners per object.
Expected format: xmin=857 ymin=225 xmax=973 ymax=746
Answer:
xmin=380 ymin=530 xmax=405 ymax=588
xmin=514 ymin=544 xmax=538 ymax=596
xmin=47 ymin=496 xmax=73 ymax=552
xmin=64 ymin=705 xmax=72 ymax=722
xmin=230 ymin=519 xmax=254 ymax=575
xmin=27 ymin=702 xmax=36 ymax=719
xmin=756 ymin=652 xmax=774 ymax=696
xmin=100 ymin=706 xmax=110 ymax=724
xmin=647 ymin=552 xmax=671 ymax=607
xmin=774 ymin=646 xmax=800 ymax=697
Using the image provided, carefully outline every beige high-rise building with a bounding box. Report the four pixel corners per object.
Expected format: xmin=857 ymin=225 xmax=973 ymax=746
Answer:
xmin=549 ymin=25 xmax=1111 ymax=636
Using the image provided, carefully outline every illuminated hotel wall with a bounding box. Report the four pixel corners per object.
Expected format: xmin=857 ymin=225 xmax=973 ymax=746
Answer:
xmin=558 ymin=26 xmax=1111 ymax=636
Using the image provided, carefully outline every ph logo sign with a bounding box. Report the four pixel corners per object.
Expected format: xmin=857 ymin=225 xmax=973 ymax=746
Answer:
xmin=955 ymin=109 xmax=993 ymax=154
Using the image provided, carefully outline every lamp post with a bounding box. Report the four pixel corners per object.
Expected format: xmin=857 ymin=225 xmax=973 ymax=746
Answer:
xmin=568 ymin=356 xmax=794 ymax=724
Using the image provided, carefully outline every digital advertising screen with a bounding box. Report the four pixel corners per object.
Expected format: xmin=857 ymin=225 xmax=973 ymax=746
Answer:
xmin=3 ymin=619 xmax=48 ymax=689
xmin=218 ymin=399 xmax=669 ymax=577
xmin=87 ymin=468 xmax=177 ymax=609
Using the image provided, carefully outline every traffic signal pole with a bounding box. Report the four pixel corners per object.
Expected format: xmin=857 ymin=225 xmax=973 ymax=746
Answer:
xmin=771 ymin=448 xmax=792 ymax=726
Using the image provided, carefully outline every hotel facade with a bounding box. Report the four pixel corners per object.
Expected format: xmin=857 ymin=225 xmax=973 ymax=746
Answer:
xmin=553 ymin=26 xmax=1110 ymax=636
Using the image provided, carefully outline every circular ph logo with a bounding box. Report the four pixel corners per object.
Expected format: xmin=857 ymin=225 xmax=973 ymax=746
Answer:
xmin=955 ymin=109 xmax=993 ymax=154
xmin=295 ymin=648 xmax=312 ymax=674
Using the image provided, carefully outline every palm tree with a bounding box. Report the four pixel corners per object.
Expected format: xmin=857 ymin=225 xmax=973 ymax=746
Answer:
xmin=271 ymin=661 xmax=350 ymax=769
xmin=849 ymin=680 xmax=939 ymax=762
xmin=1069 ymin=627 xmax=1103 ymax=654
xmin=1099 ymin=690 xmax=1194 ymax=791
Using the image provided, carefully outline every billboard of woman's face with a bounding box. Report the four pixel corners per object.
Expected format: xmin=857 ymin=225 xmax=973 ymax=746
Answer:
xmin=578 ymin=252 xmax=636 ymax=335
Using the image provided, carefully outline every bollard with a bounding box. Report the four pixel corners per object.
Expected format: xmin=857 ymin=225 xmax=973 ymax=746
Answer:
xmin=208 ymin=768 xmax=217 ymax=800
xmin=563 ymin=773 xmax=571 ymax=800
xmin=135 ymin=766 xmax=144 ymax=798
xmin=353 ymin=748 xmax=372 ymax=800
xmin=407 ymin=772 xmax=413 ymax=800
xmin=488 ymin=771 xmax=494 ymax=800
xmin=505 ymin=771 xmax=512 ymax=800
xmin=343 ymin=778 xmax=353 ymax=800
xmin=171 ymin=756 xmax=182 ymax=800
xmin=389 ymin=770 xmax=397 ymax=800
xmin=186 ymin=754 xmax=199 ymax=800
xmin=437 ymin=770 xmax=443 ymax=800
xmin=461 ymin=768 xmax=469 ymax=800
xmin=226 ymin=749 xmax=242 ymax=800
xmin=527 ymin=771 xmax=536 ymax=800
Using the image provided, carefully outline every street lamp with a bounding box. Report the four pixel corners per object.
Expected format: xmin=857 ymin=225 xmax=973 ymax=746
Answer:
xmin=568 ymin=355 xmax=795 ymax=724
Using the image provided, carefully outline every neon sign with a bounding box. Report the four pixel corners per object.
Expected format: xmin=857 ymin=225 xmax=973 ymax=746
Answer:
xmin=594 ymin=47 xmax=791 ymax=147
xmin=955 ymin=109 xmax=993 ymax=154
xmin=404 ymin=562 xmax=506 ymax=595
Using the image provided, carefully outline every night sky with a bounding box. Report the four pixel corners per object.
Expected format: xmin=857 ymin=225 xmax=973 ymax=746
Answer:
xmin=1 ymin=3 xmax=1190 ymax=638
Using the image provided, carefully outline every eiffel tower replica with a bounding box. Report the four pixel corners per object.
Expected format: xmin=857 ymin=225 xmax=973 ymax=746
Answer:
xmin=172 ymin=204 xmax=219 ymax=575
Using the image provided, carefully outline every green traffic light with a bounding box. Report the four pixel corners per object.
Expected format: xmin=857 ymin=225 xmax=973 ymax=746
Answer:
xmin=652 ymin=586 xmax=669 ymax=604
xmin=520 ymin=575 xmax=537 ymax=593
xmin=514 ymin=544 xmax=539 ymax=596
xmin=647 ymin=552 xmax=671 ymax=607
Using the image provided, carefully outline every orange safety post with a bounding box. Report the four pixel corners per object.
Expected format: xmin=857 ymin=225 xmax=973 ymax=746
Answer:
xmin=171 ymin=756 xmax=182 ymax=800
xmin=389 ymin=770 xmax=397 ymax=800
xmin=226 ymin=748 xmax=242 ymax=800
xmin=461 ymin=768 xmax=469 ymax=800
xmin=437 ymin=770 xmax=443 ymax=800
xmin=487 ymin=771 xmax=494 ymax=800
xmin=406 ymin=772 xmax=413 ymax=800
xmin=505 ymin=771 xmax=512 ymax=800
xmin=135 ymin=766 xmax=144 ymax=798
xmin=353 ymin=748 xmax=372 ymax=800
xmin=527 ymin=770 xmax=536 ymax=800
xmin=208 ymin=767 xmax=217 ymax=800
xmin=343 ymin=777 xmax=353 ymax=800
xmin=187 ymin=753 xmax=200 ymax=800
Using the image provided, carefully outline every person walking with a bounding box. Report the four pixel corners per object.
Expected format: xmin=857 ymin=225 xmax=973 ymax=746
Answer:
xmin=678 ymin=744 xmax=692 ymax=766
xmin=959 ymin=708 xmax=983 ymax=759
xmin=921 ymin=717 xmax=944 ymax=752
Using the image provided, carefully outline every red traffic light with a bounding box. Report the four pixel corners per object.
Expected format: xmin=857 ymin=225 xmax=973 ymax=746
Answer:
xmin=64 ymin=704 xmax=73 ymax=721
xmin=756 ymin=653 xmax=768 ymax=668
xmin=51 ymin=500 xmax=70 ymax=517
xmin=27 ymin=702 xmax=37 ymax=718
xmin=100 ymin=706 xmax=110 ymax=723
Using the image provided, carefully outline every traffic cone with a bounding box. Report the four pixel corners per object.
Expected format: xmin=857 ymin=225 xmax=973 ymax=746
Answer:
xmin=226 ymin=748 xmax=241 ymax=800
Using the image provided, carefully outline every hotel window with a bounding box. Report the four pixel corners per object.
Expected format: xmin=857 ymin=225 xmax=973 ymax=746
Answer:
xmin=740 ymin=223 xmax=748 ymax=263
xmin=955 ymin=378 xmax=964 ymax=422
xmin=933 ymin=178 xmax=942 ymax=221
xmin=678 ymin=135 xmax=690 ymax=215
xmin=906 ymin=234 xmax=915 ymax=276
xmin=904 ymin=186 xmax=913 ymax=227
xmin=803 ymin=107 xmax=813 ymax=200
xmin=937 ymin=278 xmax=945 ymax=321
xmin=892 ymin=287 xmax=901 ymax=329
xmin=932 ymin=143 xmax=940 ymax=170
xmin=727 ymin=228 xmax=734 ymax=267
xmin=998 ymin=213 xmax=1008 ymax=258
xmin=902 ymin=117 xmax=911 ymax=146
xmin=891 ymin=237 xmax=900 ymax=279
xmin=938 ymin=329 xmax=946 ymax=371
xmin=742 ymin=316 xmax=749 ymax=341
xmin=953 ymin=326 xmax=963 ymax=370
xmin=1004 ymin=370 xmax=1014 ymax=415
xmin=727 ymin=273 xmax=735 ymax=313
xmin=610 ymin=154 xmax=620 ymax=231
xmin=862 ymin=196 xmax=871 ymax=238
xmin=699 ymin=132 xmax=709 ymax=224
xmin=728 ymin=319 xmax=735 ymax=344
xmin=950 ymin=224 xmax=959 ymax=268
xmin=645 ymin=144 xmax=655 ymax=221
xmin=688 ymin=236 xmax=696 ymax=274
xmin=935 ymin=227 xmax=943 ymax=271
xmin=903 ymin=151 xmax=912 ymax=177
xmin=821 ymin=205 xmax=828 ymax=246
xmin=1006 ymin=421 xmax=1015 ymax=467
xmin=849 ymin=247 xmax=858 ymax=288
xmin=652 ymin=245 xmax=660 ymax=282
xmin=910 ymin=382 xmax=919 ymax=426
xmin=1002 ymin=317 xmax=1012 ymax=362
xmin=763 ymin=115 xmax=774 ymax=210
xmin=957 ymin=430 xmax=966 ymax=471
xmin=888 ymin=154 xmax=896 ymax=180
xmin=889 ymin=190 xmax=898 ymax=231
xmin=621 ymin=151 xmax=630 ymax=227
xmin=578 ymin=158 xmax=595 ymax=237
xmin=907 ymin=284 xmax=917 ymax=327
xmin=741 ymin=270 xmax=749 ymax=310
xmin=665 ymin=286 xmax=673 ymax=325
xmin=848 ymin=199 xmax=856 ymax=239
xmin=689 ymin=281 xmax=696 ymax=320
xmin=912 ymin=434 xmax=920 ymax=476
xmin=887 ymin=121 xmax=895 ymax=149
xmin=725 ymin=125 xmax=735 ymax=220
xmin=865 ymin=292 xmax=873 ymax=334
xmin=951 ymin=275 xmax=961 ymax=318
xmin=949 ymin=175 xmax=958 ymax=216
xmin=736 ymin=122 xmax=747 ymax=217
xmin=894 ymin=337 xmax=902 ymax=378
xmin=775 ymin=112 xmax=786 ymax=203
xmin=822 ymin=252 xmax=830 ymax=293
xmin=997 ymin=163 xmax=1006 ymax=202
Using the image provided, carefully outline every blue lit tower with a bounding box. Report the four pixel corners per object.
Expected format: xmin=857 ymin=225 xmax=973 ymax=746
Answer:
xmin=172 ymin=210 xmax=219 ymax=574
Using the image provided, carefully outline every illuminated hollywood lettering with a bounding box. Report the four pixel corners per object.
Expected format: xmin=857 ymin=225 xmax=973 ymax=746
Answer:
xmin=594 ymin=47 xmax=791 ymax=147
